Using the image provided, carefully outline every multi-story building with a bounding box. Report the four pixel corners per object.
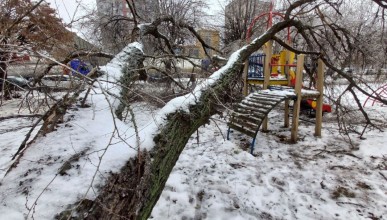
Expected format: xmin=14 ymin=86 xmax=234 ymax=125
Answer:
xmin=96 ymin=0 xmax=159 ymax=53
xmin=183 ymin=29 xmax=220 ymax=59
xmin=197 ymin=29 xmax=220 ymax=58
xmin=96 ymin=0 xmax=158 ymax=19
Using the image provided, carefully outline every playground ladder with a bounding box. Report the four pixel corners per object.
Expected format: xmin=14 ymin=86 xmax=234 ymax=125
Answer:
xmin=227 ymin=91 xmax=294 ymax=153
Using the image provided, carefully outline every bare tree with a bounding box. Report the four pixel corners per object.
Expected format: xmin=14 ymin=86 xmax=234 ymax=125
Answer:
xmin=223 ymin=0 xmax=272 ymax=45
xmin=0 ymin=0 xmax=73 ymax=99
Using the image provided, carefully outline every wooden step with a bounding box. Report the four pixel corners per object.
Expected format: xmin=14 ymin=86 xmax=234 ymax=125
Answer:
xmin=234 ymin=107 xmax=267 ymax=119
xmin=229 ymin=117 xmax=259 ymax=130
xmin=237 ymin=103 xmax=272 ymax=115
xmin=228 ymin=90 xmax=288 ymax=140
xmin=227 ymin=123 xmax=256 ymax=138
xmin=232 ymin=110 xmax=262 ymax=121
xmin=248 ymin=96 xmax=279 ymax=105
xmin=240 ymin=101 xmax=275 ymax=112
xmin=253 ymin=93 xmax=286 ymax=101
xmin=231 ymin=112 xmax=262 ymax=126
xmin=236 ymin=106 xmax=270 ymax=118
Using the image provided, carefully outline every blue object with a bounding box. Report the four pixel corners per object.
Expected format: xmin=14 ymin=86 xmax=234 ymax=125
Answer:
xmin=69 ymin=59 xmax=90 ymax=75
xmin=248 ymin=53 xmax=265 ymax=78
xmin=201 ymin=59 xmax=211 ymax=71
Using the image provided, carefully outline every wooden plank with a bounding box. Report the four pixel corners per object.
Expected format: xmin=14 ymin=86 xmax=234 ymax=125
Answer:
xmin=234 ymin=107 xmax=267 ymax=119
xmin=301 ymin=93 xmax=320 ymax=99
xmin=247 ymin=79 xmax=289 ymax=86
xmin=232 ymin=110 xmax=262 ymax=120
xmin=230 ymin=117 xmax=258 ymax=130
xmin=315 ymin=59 xmax=324 ymax=137
xmin=291 ymin=54 xmax=304 ymax=142
xmin=233 ymin=107 xmax=265 ymax=117
xmin=256 ymin=92 xmax=287 ymax=99
xmin=230 ymin=118 xmax=258 ymax=131
xmin=237 ymin=104 xmax=271 ymax=116
xmin=227 ymin=123 xmax=256 ymax=138
xmin=231 ymin=113 xmax=262 ymax=126
xmin=253 ymin=92 xmax=285 ymax=99
xmin=248 ymin=96 xmax=279 ymax=105
xmin=240 ymin=101 xmax=274 ymax=111
xmin=252 ymin=94 xmax=285 ymax=101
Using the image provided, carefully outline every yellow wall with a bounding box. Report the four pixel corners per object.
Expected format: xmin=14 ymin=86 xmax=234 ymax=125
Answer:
xmin=196 ymin=29 xmax=220 ymax=59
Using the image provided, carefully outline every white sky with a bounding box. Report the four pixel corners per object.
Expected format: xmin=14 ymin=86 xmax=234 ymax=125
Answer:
xmin=45 ymin=0 xmax=227 ymax=24
xmin=43 ymin=0 xmax=227 ymax=38
xmin=44 ymin=0 xmax=96 ymax=25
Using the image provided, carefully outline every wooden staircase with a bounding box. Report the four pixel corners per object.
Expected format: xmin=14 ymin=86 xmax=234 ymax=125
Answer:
xmin=227 ymin=91 xmax=295 ymax=153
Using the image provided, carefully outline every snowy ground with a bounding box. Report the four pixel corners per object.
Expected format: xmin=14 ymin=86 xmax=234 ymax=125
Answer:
xmin=0 ymin=45 xmax=386 ymax=219
xmin=1 ymin=89 xmax=386 ymax=219
xmin=151 ymin=107 xmax=387 ymax=220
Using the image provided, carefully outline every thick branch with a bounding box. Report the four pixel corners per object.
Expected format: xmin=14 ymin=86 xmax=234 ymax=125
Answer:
xmin=372 ymin=0 xmax=387 ymax=9
xmin=273 ymin=36 xmax=320 ymax=55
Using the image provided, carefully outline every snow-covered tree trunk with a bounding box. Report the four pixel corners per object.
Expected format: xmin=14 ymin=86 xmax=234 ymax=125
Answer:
xmin=60 ymin=20 xmax=294 ymax=220
xmin=115 ymin=46 xmax=147 ymax=120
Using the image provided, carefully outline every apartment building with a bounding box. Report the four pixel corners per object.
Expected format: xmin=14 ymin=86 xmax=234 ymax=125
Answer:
xmin=96 ymin=0 xmax=159 ymax=53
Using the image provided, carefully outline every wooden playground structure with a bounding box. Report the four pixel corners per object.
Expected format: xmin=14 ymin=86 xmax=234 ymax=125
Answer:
xmin=227 ymin=0 xmax=328 ymax=153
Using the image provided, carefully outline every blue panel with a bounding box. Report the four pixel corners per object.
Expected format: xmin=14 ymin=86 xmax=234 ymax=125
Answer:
xmin=248 ymin=54 xmax=265 ymax=79
xmin=70 ymin=59 xmax=91 ymax=75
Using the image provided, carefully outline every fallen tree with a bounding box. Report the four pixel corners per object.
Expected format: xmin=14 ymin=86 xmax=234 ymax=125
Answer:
xmin=58 ymin=15 xmax=301 ymax=219
xmin=2 ymin=0 xmax=385 ymax=219
xmin=55 ymin=0 xmax=387 ymax=218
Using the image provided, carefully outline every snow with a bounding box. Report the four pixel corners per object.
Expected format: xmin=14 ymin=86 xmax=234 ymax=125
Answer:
xmin=0 ymin=43 xmax=387 ymax=219
xmin=151 ymin=110 xmax=387 ymax=220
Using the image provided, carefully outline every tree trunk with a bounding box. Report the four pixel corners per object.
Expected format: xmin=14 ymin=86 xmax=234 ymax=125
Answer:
xmin=58 ymin=20 xmax=294 ymax=220
xmin=0 ymin=43 xmax=10 ymax=99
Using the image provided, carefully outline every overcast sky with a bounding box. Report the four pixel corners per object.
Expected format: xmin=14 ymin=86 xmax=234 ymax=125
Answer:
xmin=44 ymin=0 xmax=96 ymax=25
xmin=45 ymin=0 xmax=227 ymax=24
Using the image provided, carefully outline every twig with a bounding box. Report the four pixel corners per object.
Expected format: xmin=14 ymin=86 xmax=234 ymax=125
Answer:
xmin=209 ymin=118 xmax=226 ymax=141
xmin=336 ymin=202 xmax=365 ymax=208
xmin=0 ymin=114 xmax=42 ymax=121
xmin=379 ymin=172 xmax=387 ymax=182
xmin=27 ymin=174 xmax=58 ymax=219
xmin=313 ymin=149 xmax=362 ymax=159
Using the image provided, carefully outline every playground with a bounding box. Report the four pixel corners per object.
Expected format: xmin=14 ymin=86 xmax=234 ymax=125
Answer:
xmin=0 ymin=0 xmax=386 ymax=219
xmin=226 ymin=0 xmax=336 ymax=154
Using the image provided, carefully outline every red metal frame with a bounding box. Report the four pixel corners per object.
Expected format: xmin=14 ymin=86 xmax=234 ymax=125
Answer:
xmin=363 ymin=84 xmax=387 ymax=107
xmin=246 ymin=0 xmax=290 ymax=43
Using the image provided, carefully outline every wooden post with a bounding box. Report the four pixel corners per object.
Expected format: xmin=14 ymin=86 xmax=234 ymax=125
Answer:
xmin=291 ymin=54 xmax=304 ymax=142
xmin=243 ymin=61 xmax=249 ymax=96
xmin=314 ymin=59 xmax=324 ymax=136
xmin=262 ymin=41 xmax=273 ymax=131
